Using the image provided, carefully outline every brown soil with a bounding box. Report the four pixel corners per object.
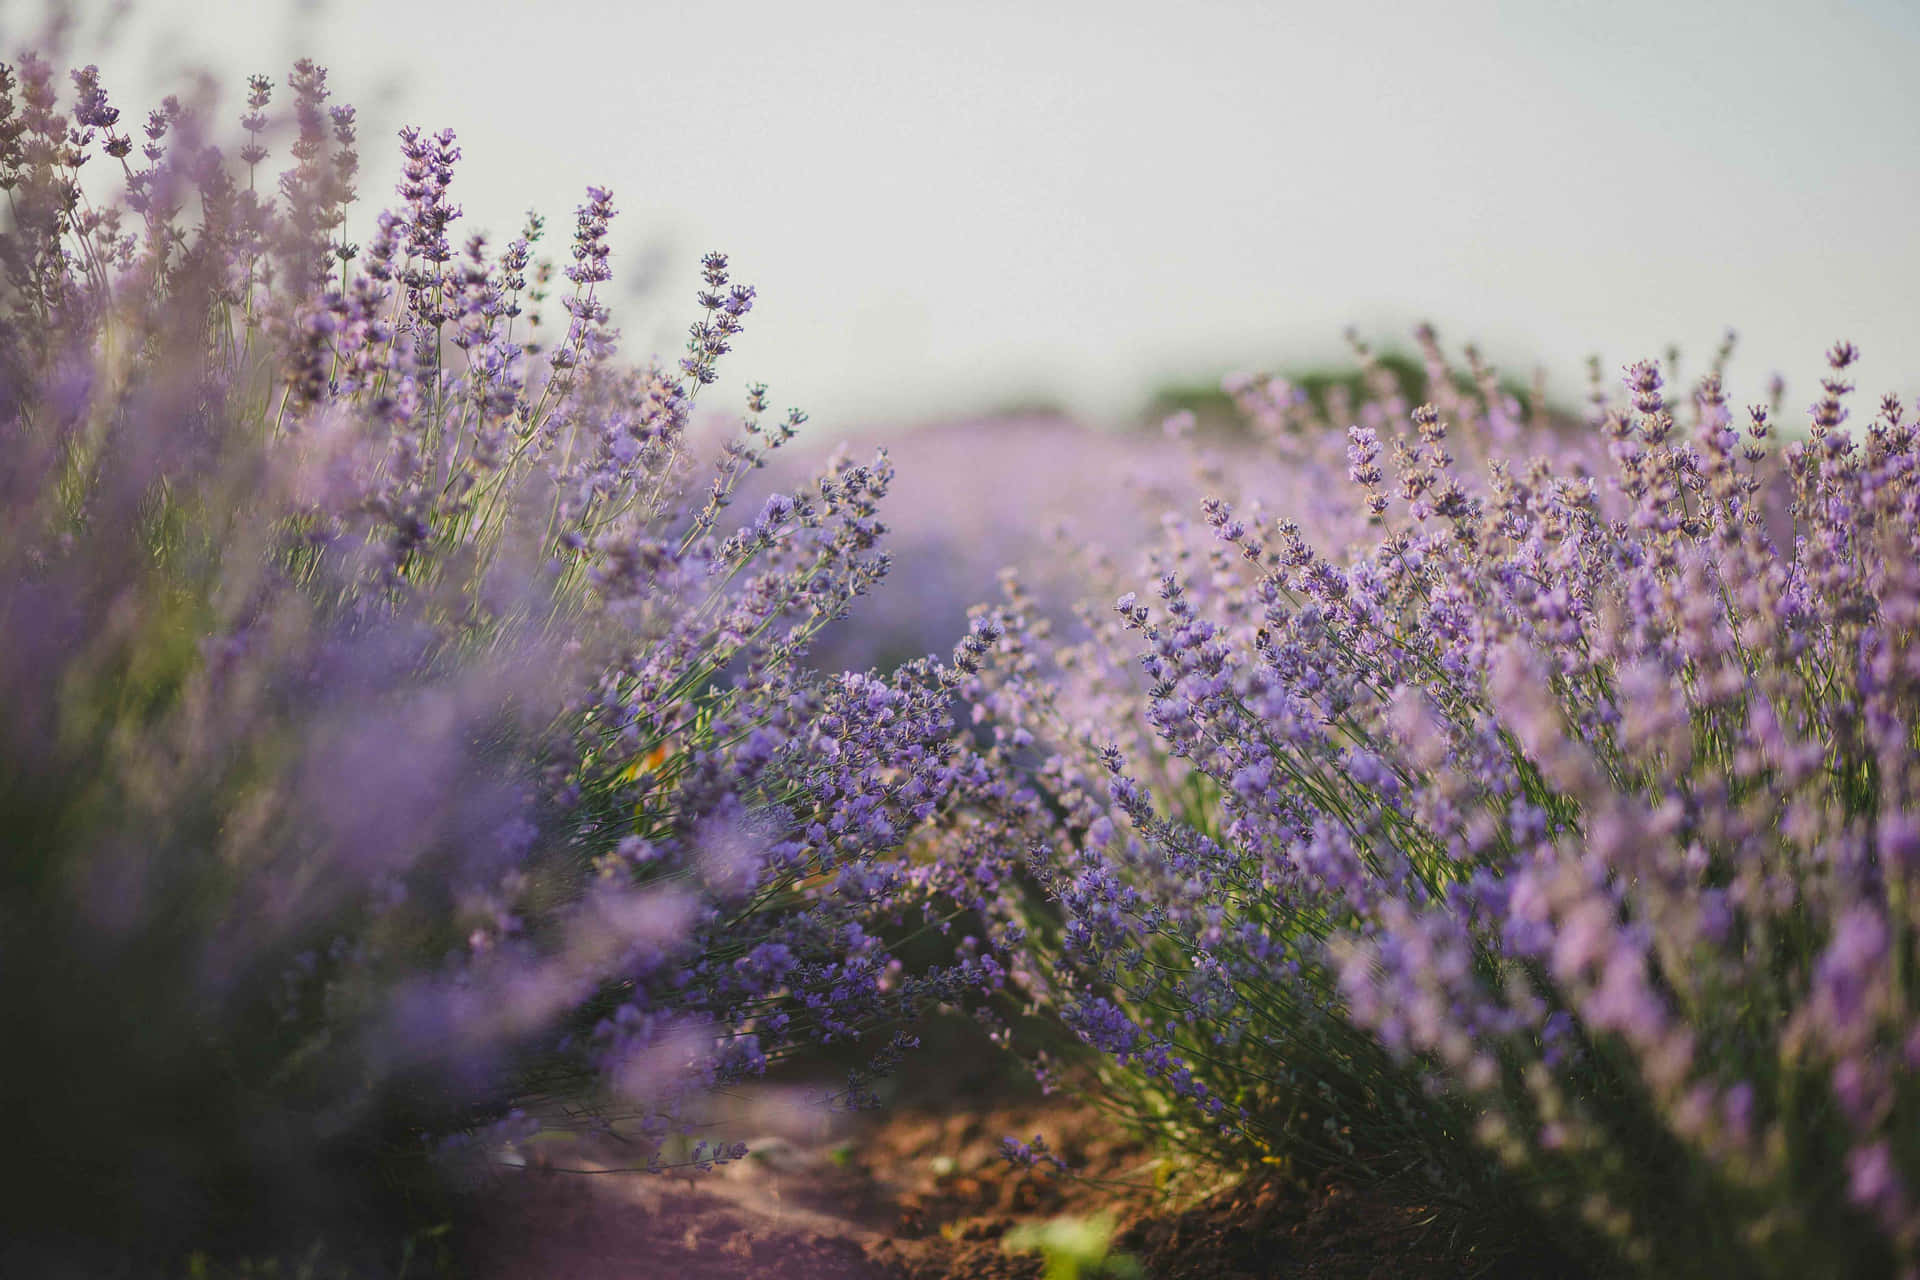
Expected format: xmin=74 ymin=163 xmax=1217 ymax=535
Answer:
xmin=463 ymin=1083 xmax=1561 ymax=1279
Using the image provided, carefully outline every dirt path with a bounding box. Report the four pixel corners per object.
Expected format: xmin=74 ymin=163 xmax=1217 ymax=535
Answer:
xmin=463 ymin=1082 xmax=1134 ymax=1279
xmin=460 ymin=1070 xmax=1557 ymax=1279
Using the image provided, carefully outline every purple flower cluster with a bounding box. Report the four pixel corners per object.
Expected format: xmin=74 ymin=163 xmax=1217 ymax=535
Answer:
xmin=968 ymin=331 xmax=1920 ymax=1274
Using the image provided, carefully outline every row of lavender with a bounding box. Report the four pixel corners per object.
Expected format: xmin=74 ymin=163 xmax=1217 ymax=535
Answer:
xmin=970 ymin=333 xmax=1920 ymax=1275
xmin=5 ymin=50 xmax=1917 ymax=1278
xmin=0 ymin=52 xmax=1023 ymax=1267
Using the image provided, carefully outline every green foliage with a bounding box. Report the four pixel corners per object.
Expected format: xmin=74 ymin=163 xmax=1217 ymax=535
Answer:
xmin=1003 ymin=1213 xmax=1144 ymax=1280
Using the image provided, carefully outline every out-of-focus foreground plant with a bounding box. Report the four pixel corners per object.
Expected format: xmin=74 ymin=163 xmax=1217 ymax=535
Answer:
xmin=0 ymin=49 xmax=1021 ymax=1270
xmin=1002 ymin=1211 xmax=1143 ymax=1280
xmin=976 ymin=329 xmax=1920 ymax=1276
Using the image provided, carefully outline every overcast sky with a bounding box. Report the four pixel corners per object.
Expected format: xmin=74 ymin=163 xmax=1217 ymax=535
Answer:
xmin=28 ymin=0 xmax=1920 ymax=429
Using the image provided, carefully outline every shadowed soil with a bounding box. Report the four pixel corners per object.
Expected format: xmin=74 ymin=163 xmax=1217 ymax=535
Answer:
xmin=461 ymin=1017 xmax=1571 ymax=1278
xmin=463 ymin=1088 xmax=1562 ymax=1279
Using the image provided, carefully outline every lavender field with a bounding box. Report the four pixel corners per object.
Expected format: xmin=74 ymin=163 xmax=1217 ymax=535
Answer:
xmin=4 ymin=9 xmax=1920 ymax=1279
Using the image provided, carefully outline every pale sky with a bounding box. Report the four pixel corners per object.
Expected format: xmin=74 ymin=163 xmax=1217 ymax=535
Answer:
xmin=28 ymin=0 xmax=1920 ymax=428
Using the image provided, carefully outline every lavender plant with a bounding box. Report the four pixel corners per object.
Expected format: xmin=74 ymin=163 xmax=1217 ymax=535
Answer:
xmin=0 ymin=50 xmax=1014 ymax=1268
xmin=974 ymin=330 xmax=1920 ymax=1275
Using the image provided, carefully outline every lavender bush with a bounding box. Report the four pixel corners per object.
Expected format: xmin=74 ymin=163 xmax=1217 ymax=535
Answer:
xmin=0 ymin=49 xmax=1015 ymax=1268
xmin=972 ymin=331 xmax=1920 ymax=1275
